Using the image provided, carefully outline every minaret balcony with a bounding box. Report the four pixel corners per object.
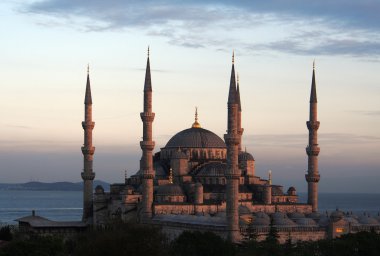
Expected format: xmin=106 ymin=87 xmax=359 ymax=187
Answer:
xmin=140 ymin=170 xmax=154 ymax=179
xmin=225 ymin=169 xmax=240 ymax=179
xmin=140 ymin=112 xmax=155 ymax=122
xmin=82 ymin=121 xmax=95 ymax=129
xmin=81 ymin=146 xmax=95 ymax=155
xmin=306 ymin=121 xmax=320 ymax=130
xmin=140 ymin=141 xmax=155 ymax=151
xmin=306 ymin=146 xmax=320 ymax=156
xmin=305 ymin=174 xmax=320 ymax=183
xmin=224 ymin=134 xmax=240 ymax=145
xmin=81 ymin=172 xmax=95 ymax=180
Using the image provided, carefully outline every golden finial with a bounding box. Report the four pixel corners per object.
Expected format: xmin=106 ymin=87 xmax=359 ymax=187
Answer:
xmin=232 ymin=50 xmax=235 ymax=64
xmin=192 ymin=107 xmax=201 ymax=128
xmin=268 ymin=170 xmax=272 ymax=185
xmin=148 ymin=46 xmax=150 ymax=58
xmin=87 ymin=64 xmax=89 ymax=75
xmin=169 ymin=168 xmax=173 ymax=184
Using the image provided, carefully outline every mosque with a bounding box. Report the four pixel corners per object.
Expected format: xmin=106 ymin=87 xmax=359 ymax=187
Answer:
xmin=77 ymin=51 xmax=380 ymax=243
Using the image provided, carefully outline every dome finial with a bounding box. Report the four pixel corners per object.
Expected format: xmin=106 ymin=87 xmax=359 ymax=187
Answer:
xmin=192 ymin=107 xmax=201 ymax=128
xmin=313 ymin=59 xmax=315 ymax=70
xmin=169 ymin=168 xmax=173 ymax=184
xmin=232 ymin=50 xmax=235 ymax=64
xmin=148 ymin=46 xmax=150 ymax=58
xmin=87 ymin=63 xmax=89 ymax=75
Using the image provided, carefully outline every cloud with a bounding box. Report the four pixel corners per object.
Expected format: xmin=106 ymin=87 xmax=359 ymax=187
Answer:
xmin=21 ymin=0 xmax=380 ymax=58
xmin=349 ymin=110 xmax=380 ymax=116
xmin=244 ymin=133 xmax=380 ymax=148
xmin=4 ymin=124 xmax=32 ymax=129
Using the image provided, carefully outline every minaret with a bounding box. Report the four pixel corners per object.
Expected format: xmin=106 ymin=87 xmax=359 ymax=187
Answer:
xmin=236 ymin=74 xmax=244 ymax=151
xmin=305 ymin=61 xmax=320 ymax=212
xmin=140 ymin=47 xmax=155 ymax=222
xmin=224 ymin=52 xmax=241 ymax=243
xmin=81 ymin=65 xmax=95 ymax=223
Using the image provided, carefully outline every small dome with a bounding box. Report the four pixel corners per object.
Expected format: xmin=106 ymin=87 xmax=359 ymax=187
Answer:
xmin=272 ymin=211 xmax=287 ymax=219
xmin=344 ymin=217 xmax=360 ymax=226
xmin=330 ymin=209 xmax=345 ymax=220
xmin=318 ymin=216 xmax=330 ymax=226
xmin=238 ymin=151 xmax=254 ymax=161
xmin=288 ymin=212 xmax=305 ymax=219
xmin=288 ymin=187 xmax=296 ymax=191
xmin=273 ymin=216 xmax=297 ymax=227
xmin=239 ymin=205 xmax=251 ymax=215
xmin=254 ymin=212 xmax=270 ymax=220
xmin=156 ymin=184 xmax=184 ymax=196
xmin=358 ymin=214 xmax=379 ymax=225
xmin=307 ymin=212 xmax=321 ymax=220
xmin=165 ymin=127 xmax=226 ymax=149
xmin=295 ymin=218 xmax=317 ymax=226
xmin=251 ymin=216 xmax=270 ymax=226
xmin=95 ymin=185 xmax=104 ymax=194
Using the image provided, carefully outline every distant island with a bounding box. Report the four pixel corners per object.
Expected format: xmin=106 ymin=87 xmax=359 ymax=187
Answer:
xmin=0 ymin=180 xmax=109 ymax=191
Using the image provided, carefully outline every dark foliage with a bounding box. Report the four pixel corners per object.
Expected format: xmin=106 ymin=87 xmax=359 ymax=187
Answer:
xmin=0 ymin=226 xmax=12 ymax=241
xmin=0 ymin=236 xmax=66 ymax=256
xmin=170 ymin=231 xmax=235 ymax=256
xmin=72 ymin=223 xmax=169 ymax=256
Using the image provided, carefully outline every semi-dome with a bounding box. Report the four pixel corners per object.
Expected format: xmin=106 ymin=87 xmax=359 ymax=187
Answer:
xmin=165 ymin=127 xmax=226 ymax=149
xmin=238 ymin=151 xmax=254 ymax=161
xmin=197 ymin=162 xmax=226 ymax=177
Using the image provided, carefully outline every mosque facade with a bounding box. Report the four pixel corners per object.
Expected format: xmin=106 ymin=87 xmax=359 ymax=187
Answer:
xmin=79 ymin=52 xmax=380 ymax=243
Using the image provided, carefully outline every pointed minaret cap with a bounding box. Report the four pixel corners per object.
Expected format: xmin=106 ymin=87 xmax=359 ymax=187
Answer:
xmin=310 ymin=60 xmax=317 ymax=103
xmin=84 ymin=64 xmax=92 ymax=104
xmin=192 ymin=107 xmax=201 ymax=128
xmin=228 ymin=51 xmax=237 ymax=104
xmin=144 ymin=46 xmax=152 ymax=92
xmin=236 ymin=73 xmax=242 ymax=111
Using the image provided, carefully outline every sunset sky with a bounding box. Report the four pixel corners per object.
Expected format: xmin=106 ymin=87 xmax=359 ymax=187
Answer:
xmin=0 ymin=0 xmax=379 ymax=193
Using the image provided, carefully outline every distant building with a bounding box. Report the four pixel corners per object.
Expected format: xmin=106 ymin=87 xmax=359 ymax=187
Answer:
xmin=15 ymin=211 xmax=86 ymax=238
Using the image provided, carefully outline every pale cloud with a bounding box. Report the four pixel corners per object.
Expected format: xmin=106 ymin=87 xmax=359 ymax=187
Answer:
xmin=20 ymin=0 xmax=380 ymax=58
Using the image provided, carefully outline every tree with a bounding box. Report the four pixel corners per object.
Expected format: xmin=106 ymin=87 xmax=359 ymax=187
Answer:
xmin=0 ymin=226 xmax=12 ymax=241
xmin=170 ymin=231 xmax=235 ymax=256
xmin=73 ymin=223 xmax=169 ymax=256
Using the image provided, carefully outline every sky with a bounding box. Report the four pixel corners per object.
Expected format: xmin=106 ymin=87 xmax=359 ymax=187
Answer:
xmin=0 ymin=0 xmax=379 ymax=193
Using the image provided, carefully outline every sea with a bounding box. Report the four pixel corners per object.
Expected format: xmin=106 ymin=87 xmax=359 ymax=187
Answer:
xmin=0 ymin=191 xmax=379 ymax=225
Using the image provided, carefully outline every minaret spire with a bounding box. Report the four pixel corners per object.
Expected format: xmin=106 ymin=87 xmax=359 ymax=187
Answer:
xmin=224 ymin=52 xmax=241 ymax=243
xmin=236 ymin=73 xmax=244 ymax=151
xmin=81 ymin=65 xmax=95 ymax=223
xmin=84 ymin=65 xmax=92 ymax=104
xmin=305 ymin=61 xmax=320 ymax=212
xmin=228 ymin=52 xmax=237 ymax=105
xmin=140 ymin=48 xmax=155 ymax=222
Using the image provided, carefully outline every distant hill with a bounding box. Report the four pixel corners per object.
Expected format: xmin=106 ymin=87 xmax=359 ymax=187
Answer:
xmin=0 ymin=180 xmax=109 ymax=191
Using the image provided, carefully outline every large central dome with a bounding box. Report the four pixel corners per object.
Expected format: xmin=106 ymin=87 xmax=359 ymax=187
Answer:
xmin=165 ymin=127 xmax=226 ymax=149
